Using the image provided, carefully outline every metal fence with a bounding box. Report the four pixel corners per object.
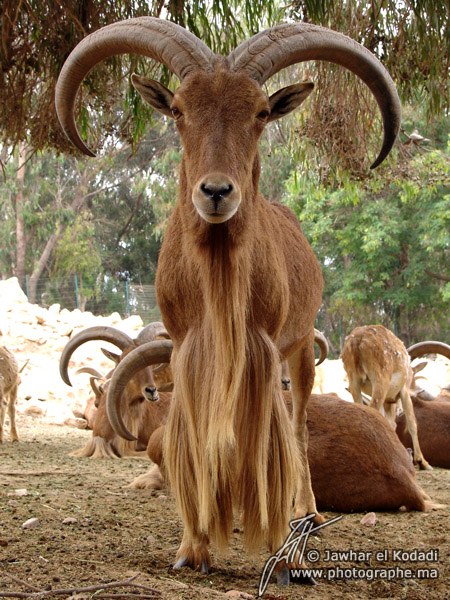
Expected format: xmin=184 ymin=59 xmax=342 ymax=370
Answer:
xmin=22 ymin=275 xmax=426 ymax=358
xmin=23 ymin=275 xmax=161 ymax=323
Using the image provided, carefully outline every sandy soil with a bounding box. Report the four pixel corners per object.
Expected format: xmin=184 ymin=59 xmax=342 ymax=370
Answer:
xmin=0 ymin=414 xmax=449 ymax=600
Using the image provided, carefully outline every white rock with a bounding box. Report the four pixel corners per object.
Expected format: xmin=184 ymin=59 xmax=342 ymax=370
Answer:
xmin=22 ymin=518 xmax=40 ymax=529
xmin=8 ymin=489 xmax=28 ymax=497
xmin=360 ymin=512 xmax=378 ymax=527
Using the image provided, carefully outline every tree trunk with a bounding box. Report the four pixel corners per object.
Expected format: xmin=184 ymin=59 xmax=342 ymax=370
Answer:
xmin=28 ymin=231 xmax=62 ymax=304
xmin=27 ymin=164 xmax=89 ymax=303
xmin=15 ymin=142 xmax=27 ymax=291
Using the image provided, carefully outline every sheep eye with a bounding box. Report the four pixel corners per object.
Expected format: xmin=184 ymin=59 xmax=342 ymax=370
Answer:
xmin=171 ymin=107 xmax=182 ymax=120
xmin=257 ymin=109 xmax=270 ymax=122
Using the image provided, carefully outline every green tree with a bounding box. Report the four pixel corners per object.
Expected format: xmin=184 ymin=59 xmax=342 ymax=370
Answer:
xmin=53 ymin=218 xmax=102 ymax=310
xmin=286 ymin=133 xmax=450 ymax=349
xmin=0 ymin=120 xmax=175 ymax=303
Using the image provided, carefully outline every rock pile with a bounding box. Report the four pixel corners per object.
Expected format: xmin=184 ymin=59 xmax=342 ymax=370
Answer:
xmin=0 ymin=277 xmax=144 ymax=427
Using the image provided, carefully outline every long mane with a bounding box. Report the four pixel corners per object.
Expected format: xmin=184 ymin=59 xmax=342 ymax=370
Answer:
xmin=163 ymin=225 xmax=300 ymax=553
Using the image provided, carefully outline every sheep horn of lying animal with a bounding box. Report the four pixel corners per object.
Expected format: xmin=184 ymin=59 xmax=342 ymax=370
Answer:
xmin=59 ymin=326 xmax=134 ymax=386
xmin=407 ymin=341 xmax=450 ymax=362
xmin=314 ymin=328 xmax=328 ymax=366
xmin=55 ymin=18 xmax=400 ymax=167
xmin=135 ymin=321 xmax=170 ymax=344
xmin=136 ymin=322 xmax=171 ymax=372
xmin=407 ymin=340 xmax=450 ymax=401
xmin=74 ymin=366 xmax=105 ymax=378
xmin=106 ymin=339 xmax=173 ymax=441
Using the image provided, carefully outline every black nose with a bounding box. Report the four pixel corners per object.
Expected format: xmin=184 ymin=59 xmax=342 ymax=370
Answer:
xmin=144 ymin=386 xmax=159 ymax=402
xmin=200 ymin=183 xmax=233 ymax=203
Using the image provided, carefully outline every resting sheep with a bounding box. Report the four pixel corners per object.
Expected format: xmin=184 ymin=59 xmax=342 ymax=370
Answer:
xmin=56 ymin=18 xmax=400 ymax=582
xmin=395 ymin=339 xmax=450 ymax=469
xmin=134 ymin=392 xmax=434 ymax=513
xmin=60 ymin=323 xmax=170 ymax=458
xmin=396 ymin=394 xmax=450 ymax=469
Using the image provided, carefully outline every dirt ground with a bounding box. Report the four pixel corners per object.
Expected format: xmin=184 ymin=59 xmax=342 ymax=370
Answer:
xmin=1 ymin=414 xmax=449 ymax=600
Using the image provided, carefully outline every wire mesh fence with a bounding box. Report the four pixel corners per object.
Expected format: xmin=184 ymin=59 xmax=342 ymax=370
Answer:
xmin=23 ymin=275 xmax=161 ymax=323
xmin=20 ymin=275 xmax=419 ymax=358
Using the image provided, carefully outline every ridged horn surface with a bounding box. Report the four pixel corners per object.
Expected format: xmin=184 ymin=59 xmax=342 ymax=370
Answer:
xmin=106 ymin=339 xmax=173 ymax=441
xmin=407 ymin=341 xmax=450 ymax=361
xmin=55 ymin=17 xmax=215 ymax=155
xmin=228 ymin=22 xmax=401 ymax=168
xmin=136 ymin=321 xmax=170 ymax=344
xmin=59 ymin=326 xmax=134 ymax=386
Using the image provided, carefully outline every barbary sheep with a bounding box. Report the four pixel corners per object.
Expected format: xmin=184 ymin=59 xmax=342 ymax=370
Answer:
xmin=133 ymin=392 xmax=434 ymax=513
xmin=56 ymin=18 xmax=400 ymax=582
xmin=0 ymin=346 xmax=21 ymax=443
xmin=60 ymin=323 xmax=170 ymax=458
xmin=341 ymin=325 xmax=431 ymax=469
xmin=396 ymin=394 xmax=450 ymax=469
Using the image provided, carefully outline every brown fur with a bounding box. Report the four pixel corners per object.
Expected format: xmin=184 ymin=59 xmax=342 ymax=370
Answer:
xmin=71 ymin=357 xmax=171 ymax=459
xmin=152 ymin=363 xmax=173 ymax=390
xmin=81 ymin=395 xmax=98 ymax=430
xmin=341 ymin=325 xmax=430 ymax=470
xmin=396 ymin=395 xmax=450 ymax=468
xmin=0 ymin=346 xmax=20 ymax=443
xmin=135 ymin=392 xmax=431 ymax=513
xmin=149 ymin=66 xmax=323 ymax=566
xmin=305 ymin=394 xmax=430 ymax=511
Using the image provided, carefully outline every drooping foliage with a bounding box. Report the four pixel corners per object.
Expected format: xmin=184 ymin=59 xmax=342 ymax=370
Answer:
xmin=1 ymin=0 xmax=448 ymax=164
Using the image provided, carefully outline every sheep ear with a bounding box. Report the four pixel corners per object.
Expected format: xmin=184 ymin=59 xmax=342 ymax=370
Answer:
xmin=412 ymin=361 xmax=428 ymax=375
xmin=131 ymin=74 xmax=174 ymax=118
xmin=268 ymin=82 xmax=314 ymax=122
xmin=101 ymin=348 xmax=120 ymax=364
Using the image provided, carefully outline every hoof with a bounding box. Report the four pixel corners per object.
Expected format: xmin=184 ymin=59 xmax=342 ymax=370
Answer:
xmin=418 ymin=461 xmax=433 ymax=471
xmin=200 ymin=559 xmax=209 ymax=574
xmin=173 ymin=556 xmax=209 ymax=574
xmin=173 ymin=557 xmax=190 ymax=570
xmin=276 ymin=565 xmax=290 ymax=586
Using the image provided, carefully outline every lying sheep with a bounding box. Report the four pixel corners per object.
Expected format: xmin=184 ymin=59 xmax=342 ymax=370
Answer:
xmin=396 ymin=394 xmax=450 ymax=469
xmin=60 ymin=322 xmax=171 ymax=458
xmin=131 ymin=392 xmax=434 ymax=513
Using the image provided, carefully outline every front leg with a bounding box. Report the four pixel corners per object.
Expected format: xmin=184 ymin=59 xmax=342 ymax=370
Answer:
xmin=288 ymin=338 xmax=324 ymax=525
xmin=174 ymin=530 xmax=211 ymax=574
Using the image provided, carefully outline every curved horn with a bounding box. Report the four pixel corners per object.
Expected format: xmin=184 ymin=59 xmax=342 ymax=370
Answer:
xmin=107 ymin=339 xmax=173 ymax=441
xmin=136 ymin=321 xmax=170 ymax=344
xmin=228 ymin=23 xmax=401 ymax=168
xmin=74 ymin=366 xmax=105 ymax=378
xmin=59 ymin=326 xmax=134 ymax=387
xmin=55 ymin=17 xmax=216 ymax=156
xmin=314 ymin=328 xmax=329 ymax=366
xmin=407 ymin=341 xmax=450 ymax=362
